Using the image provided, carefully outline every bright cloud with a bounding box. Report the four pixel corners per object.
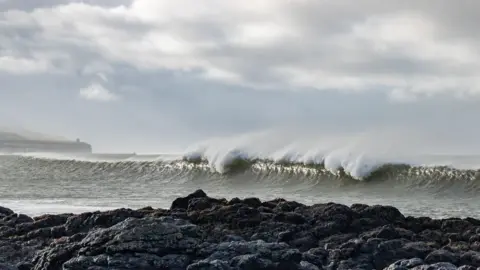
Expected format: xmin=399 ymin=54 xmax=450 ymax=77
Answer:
xmin=1 ymin=0 xmax=479 ymax=100
xmin=79 ymin=83 xmax=118 ymax=102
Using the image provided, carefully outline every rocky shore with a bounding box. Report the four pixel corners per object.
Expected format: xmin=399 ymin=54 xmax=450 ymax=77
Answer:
xmin=1 ymin=190 xmax=480 ymax=270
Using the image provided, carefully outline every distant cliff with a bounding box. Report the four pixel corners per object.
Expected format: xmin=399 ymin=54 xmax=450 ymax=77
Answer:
xmin=0 ymin=127 xmax=68 ymax=141
xmin=0 ymin=132 xmax=92 ymax=153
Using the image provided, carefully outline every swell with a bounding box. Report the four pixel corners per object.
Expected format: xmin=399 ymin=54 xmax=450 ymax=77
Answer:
xmin=1 ymin=155 xmax=480 ymax=193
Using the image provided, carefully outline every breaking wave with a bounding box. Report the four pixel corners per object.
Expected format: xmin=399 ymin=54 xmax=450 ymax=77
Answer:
xmin=2 ymin=151 xmax=480 ymax=190
xmin=3 ymin=126 xmax=480 ymax=195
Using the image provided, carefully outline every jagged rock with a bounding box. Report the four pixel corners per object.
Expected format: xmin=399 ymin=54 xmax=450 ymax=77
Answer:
xmin=0 ymin=263 xmax=17 ymax=270
xmin=457 ymin=265 xmax=477 ymax=270
xmin=187 ymin=259 xmax=232 ymax=270
xmin=0 ymin=190 xmax=479 ymax=270
xmin=230 ymin=254 xmax=274 ymax=269
xmin=299 ymin=260 xmax=321 ymax=270
xmin=171 ymin=189 xmax=207 ymax=210
xmin=0 ymin=206 xmax=14 ymax=218
xmin=384 ymin=258 xmax=424 ymax=269
xmin=35 ymin=216 xmax=199 ymax=269
xmin=425 ymin=249 xmax=460 ymax=265
xmin=411 ymin=262 xmax=457 ymax=270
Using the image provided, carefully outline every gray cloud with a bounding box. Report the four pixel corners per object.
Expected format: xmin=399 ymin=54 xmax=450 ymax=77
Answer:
xmin=1 ymin=0 xmax=479 ymax=95
xmin=0 ymin=0 xmax=133 ymax=11
xmin=1 ymin=0 xmax=480 ymax=152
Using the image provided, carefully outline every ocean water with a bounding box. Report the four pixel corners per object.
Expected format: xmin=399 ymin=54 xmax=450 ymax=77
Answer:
xmin=1 ymin=143 xmax=480 ymax=219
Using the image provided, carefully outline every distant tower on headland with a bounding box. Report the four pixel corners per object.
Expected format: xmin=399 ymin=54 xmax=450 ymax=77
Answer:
xmin=0 ymin=132 xmax=92 ymax=153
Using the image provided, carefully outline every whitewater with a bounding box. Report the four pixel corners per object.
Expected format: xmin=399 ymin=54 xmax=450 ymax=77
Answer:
xmin=1 ymin=129 xmax=480 ymax=219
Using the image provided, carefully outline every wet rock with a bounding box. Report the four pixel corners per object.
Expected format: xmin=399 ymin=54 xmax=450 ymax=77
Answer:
xmin=358 ymin=205 xmax=405 ymax=224
xmin=187 ymin=259 xmax=232 ymax=270
xmin=0 ymin=263 xmax=17 ymax=270
xmin=420 ymin=229 xmax=443 ymax=243
xmin=241 ymin=197 xmax=262 ymax=208
xmin=361 ymin=225 xmax=400 ymax=240
xmin=457 ymin=266 xmax=477 ymax=270
xmin=441 ymin=219 xmax=473 ymax=233
xmin=411 ymin=262 xmax=457 ymax=270
xmin=230 ymin=254 xmax=274 ymax=269
xmin=385 ymin=257 xmax=424 ymax=269
xmin=290 ymin=234 xmax=318 ymax=252
xmin=459 ymin=251 xmax=480 ymax=267
xmin=0 ymin=206 xmax=14 ymax=218
xmin=0 ymin=190 xmax=480 ymax=270
xmin=313 ymin=221 xmax=348 ymax=239
xmin=424 ymin=249 xmax=459 ymax=265
xmin=171 ymin=189 xmax=207 ymax=210
xmin=274 ymin=201 xmax=304 ymax=212
xmin=299 ymin=260 xmax=321 ymax=270
xmin=273 ymin=212 xmax=306 ymax=225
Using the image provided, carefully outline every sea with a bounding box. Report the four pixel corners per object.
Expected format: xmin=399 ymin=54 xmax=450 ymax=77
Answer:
xmin=1 ymin=131 xmax=480 ymax=219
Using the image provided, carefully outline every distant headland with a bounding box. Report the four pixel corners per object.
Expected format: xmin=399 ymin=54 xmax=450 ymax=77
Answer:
xmin=0 ymin=131 xmax=92 ymax=153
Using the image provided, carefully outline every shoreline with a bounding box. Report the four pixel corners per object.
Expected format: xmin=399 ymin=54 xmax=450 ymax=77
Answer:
xmin=1 ymin=190 xmax=479 ymax=270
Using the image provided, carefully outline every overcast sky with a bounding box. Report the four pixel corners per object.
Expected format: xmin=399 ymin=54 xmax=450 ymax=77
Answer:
xmin=1 ymin=0 xmax=480 ymax=153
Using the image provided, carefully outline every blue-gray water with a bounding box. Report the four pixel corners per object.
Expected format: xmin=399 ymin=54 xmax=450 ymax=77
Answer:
xmin=1 ymin=153 xmax=479 ymax=218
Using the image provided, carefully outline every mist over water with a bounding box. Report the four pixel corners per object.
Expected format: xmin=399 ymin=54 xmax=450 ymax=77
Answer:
xmin=1 ymin=126 xmax=480 ymax=219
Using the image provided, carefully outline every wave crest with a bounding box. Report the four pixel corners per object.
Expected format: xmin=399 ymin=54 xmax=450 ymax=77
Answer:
xmin=2 ymin=151 xmax=480 ymax=189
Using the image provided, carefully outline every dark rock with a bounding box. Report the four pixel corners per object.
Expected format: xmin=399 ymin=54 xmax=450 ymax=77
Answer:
xmin=444 ymin=241 xmax=471 ymax=253
xmin=318 ymin=233 xmax=356 ymax=250
xmin=275 ymin=201 xmax=304 ymax=212
xmin=385 ymin=257 xmax=424 ymax=269
xmin=188 ymin=197 xmax=216 ymax=211
xmin=424 ymin=249 xmax=459 ymax=265
xmin=299 ymin=260 xmax=321 ymax=270
xmin=459 ymin=251 xmax=480 ymax=267
xmin=410 ymin=262 xmax=457 ymax=270
xmin=0 ymin=206 xmax=14 ymax=218
xmin=290 ymin=235 xmax=318 ymax=252
xmin=336 ymin=253 xmax=373 ymax=270
xmin=228 ymin=197 xmax=242 ymax=205
xmin=1 ymin=191 xmax=480 ymax=270
xmin=359 ymin=205 xmax=405 ymax=224
xmin=457 ymin=266 xmax=476 ymax=270
xmin=187 ymin=259 xmax=232 ymax=270
xmin=0 ymin=263 xmax=17 ymax=270
xmin=302 ymin=250 xmax=327 ymax=267
xmin=171 ymin=189 xmax=208 ymax=210
xmin=273 ymin=212 xmax=306 ymax=224
xmin=15 ymin=262 xmax=32 ymax=270
xmin=441 ymin=219 xmax=473 ymax=233
xmin=313 ymin=221 xmax=348 ymax=239
xmin=372 ymin=239 xmax=434 ymax=269
xmin=420 ymin=229 xmax=443 ymax=243
xmin=187 ymin=197 xmax=226 ymax=212
xmin=231 ymin=254 xmax=274 ymax=270
xmin=361 ymin=225 xmax=399 ymax=240
xmin=241 ymin=198 xmax=262 ymax=208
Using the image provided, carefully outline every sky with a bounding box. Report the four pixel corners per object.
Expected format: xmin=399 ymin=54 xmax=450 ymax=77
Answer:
xmin=1 ymin=0 xmax=480 ymax=153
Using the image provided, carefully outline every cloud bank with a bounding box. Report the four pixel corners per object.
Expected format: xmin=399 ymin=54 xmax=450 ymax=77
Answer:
xmin=1 ymin=0 xmax=480 ymax=152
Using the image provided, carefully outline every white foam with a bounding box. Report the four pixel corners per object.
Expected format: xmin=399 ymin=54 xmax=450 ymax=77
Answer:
xmin=0 ymin=200 xmax=116 ymax=216
xmin=181 ymin=128 xmax=480 ymax=180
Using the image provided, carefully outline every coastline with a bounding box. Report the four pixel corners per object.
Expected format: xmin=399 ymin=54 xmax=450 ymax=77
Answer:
xmin=1 ymin=190 xmax=479 ymax=270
